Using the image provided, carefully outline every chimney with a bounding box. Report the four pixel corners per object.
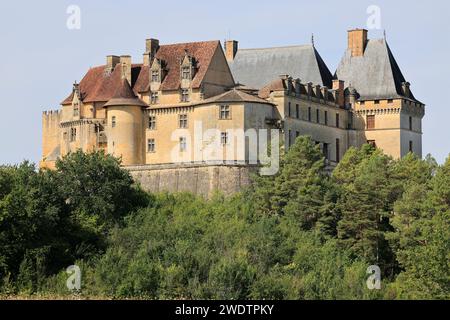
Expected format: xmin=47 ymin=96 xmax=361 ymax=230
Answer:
xmin=144 ymin=38 xmax=159 ymax=66
xmin=307 ymin=82 xmax=313 ymax=97
xmin=294 ymin=78 xmax=301 ymax=95
xmin=348 ymin=29 xmax=368 ymax=57
xmin=225 ymin=40 xmax=238 ymax=61
xmin=315 ymin=84 xmax=321 ymax=99
xmin=332 ymin=79 xmax=345 ymax=107
xmin=106 ymin=55 xmax=120 ymax=73
xmin=402 ymin=82 xmax=411 ymax=98
xmin=321 ymin=87 xmax=328 ymax=102
xmin=120 ymin=55 xmax=132 ymax=84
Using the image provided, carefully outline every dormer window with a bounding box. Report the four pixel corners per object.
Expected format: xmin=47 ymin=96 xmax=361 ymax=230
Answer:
xmin=180 ymin=52 xmax=196 ymax=82
xmin=151 ymin=70 xmax=159 ymax=82
xmin=73 ymin=103 xmax=79 ymax=117
xmin=182 ymin=66 xmax=191 ymax=80
xmin=150 ymin=58 xmax=165 ymax=84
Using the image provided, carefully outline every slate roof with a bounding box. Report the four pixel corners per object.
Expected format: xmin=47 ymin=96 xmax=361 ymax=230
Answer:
xmin=61 ymin=41 xmax=220 ymax=105
xmin=335 ymin=39 xmax=420 ymax=102
xmin=104 ymin=78 xmax=147 ymax=107
xmin=229 ymin=44 xmax=333 ymax=89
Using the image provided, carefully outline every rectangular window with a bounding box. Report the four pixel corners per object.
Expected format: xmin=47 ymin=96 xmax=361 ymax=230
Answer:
xmin=150 ymin=92 xmax=159 ymax=104
xmin=179 ymin=137 xmax=187 ymax=152
xmin=366 ymin=115 xmax=375 ymax=129
xmin=409 ymin=116 xmax=413 ymax=131
xmin=296 ymin=104 xmax=299 ymax=118
xmin=151 ymin=70 xmax=159 ymax=82
xmin=179 ymin=114 xmax=188 ymax=128
xmin=336 ymin=113 xmax=340 ymax=128
xmin=323 ymin=143 xmax=329 ymax=159
xmin=219 ymin=105 xmax=231 ymax=119
xmin=316 ymin=109 xmax=320 ymax=123
xmin=324 ymin=111 xmax=328 ymax=125
xmin=181 ymin=89 xmax=189 ymax=102
xmin=147 ymin=138 xmax=155 ymax=152
xmin=336 ymin=138 xmax=340 ymax=162
xmin=182 ymin=66 xmax=191 ymax=80
xmin=70 ymin=128 xmax=77 ymax=142
xmin=296 ymin=131 xmax=300 ymax=138
xmin=111 ymin=116 xmax=116 ymax=128
xmin=73 ymin=103 xmax=79 ymax=117
xmin=387 ymin=99 xmax=393 ymax=104
xmin=148 ymin=116 xmax=156 ymax=130
xmin=221 ymin=132 xmax=228 ymax=145
xmin=308 ymin=107 xmax=312 ymax=121
xmin=374 ymin=100 xmax=380 ymax=104
xmin=409 ymin=140 xmax=413 ymax=153
xmin=288 ymin=102 xmax=291 ymax=117
xmin=360 ymin=101 xmax=365 ymax=105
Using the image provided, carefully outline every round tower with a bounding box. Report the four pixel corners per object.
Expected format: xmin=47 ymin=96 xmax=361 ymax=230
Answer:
xmin=104 ymin=77 xmax=147 ymax=166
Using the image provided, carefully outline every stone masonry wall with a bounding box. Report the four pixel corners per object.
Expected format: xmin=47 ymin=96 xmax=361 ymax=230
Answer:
xmin=125 ymin=163 xmax=258 ymax=198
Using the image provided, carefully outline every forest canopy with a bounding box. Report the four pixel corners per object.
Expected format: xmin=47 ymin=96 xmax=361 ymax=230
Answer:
xmin=0 ymin=137 xmax=448 ymax=299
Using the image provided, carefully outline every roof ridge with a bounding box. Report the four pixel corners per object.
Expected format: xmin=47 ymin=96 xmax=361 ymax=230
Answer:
xmin=238 ymin=44 xmax=313 ymax=51
xmin=160 ymin=40 xmax=220 ymax=47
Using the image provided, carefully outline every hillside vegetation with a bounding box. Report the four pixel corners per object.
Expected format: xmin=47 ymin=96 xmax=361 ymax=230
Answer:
xmin=0 ymin=137 xmax=448 ymax=299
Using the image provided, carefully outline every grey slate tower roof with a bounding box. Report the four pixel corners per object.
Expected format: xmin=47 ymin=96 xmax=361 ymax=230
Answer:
xmin=229 ymin=44 xmax=333 ymax=89
xmin=335 ymin=39 xmax=420 ymax=102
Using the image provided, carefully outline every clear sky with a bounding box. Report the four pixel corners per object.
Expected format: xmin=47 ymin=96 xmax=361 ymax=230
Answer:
xmin=0 ymin=0 xmax=448 ymax=165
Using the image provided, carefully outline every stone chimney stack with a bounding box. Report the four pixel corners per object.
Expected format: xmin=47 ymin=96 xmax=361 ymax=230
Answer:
xmin=402 ymin=81 xmax=411 ymax=98
xmin=332 ymin=79 xmax=345 ymax=107
xmin=225 ymin=40 xmax=238 ymax=62
xmin=106 ymin=55 xmax=120 ymax=73
xmin=348 ymin=29 xmax=368 ymax=57
xmin=143 ymin=38 xmax=160 ymax=66
xmin=120 ymin=55 xmax=132 ymax=84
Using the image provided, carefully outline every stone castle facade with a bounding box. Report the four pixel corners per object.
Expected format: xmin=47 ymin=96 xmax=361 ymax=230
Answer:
xmin=41 ymin=29 xmax=425 ymax=196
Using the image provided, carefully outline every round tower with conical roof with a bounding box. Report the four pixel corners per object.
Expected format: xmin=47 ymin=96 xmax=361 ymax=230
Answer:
xmin=104 ymin=77 xmax=147 ymax=166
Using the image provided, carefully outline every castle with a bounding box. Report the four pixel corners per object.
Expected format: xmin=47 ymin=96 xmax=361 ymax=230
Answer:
xmin=41 ymin=29 xmax=425 ymax=196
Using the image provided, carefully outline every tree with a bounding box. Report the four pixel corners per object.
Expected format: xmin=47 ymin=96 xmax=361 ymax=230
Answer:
xmin=334 ymin=146 xmax=395 ymax=271
xmin=390 ymin=156 xmax=450 ymax=299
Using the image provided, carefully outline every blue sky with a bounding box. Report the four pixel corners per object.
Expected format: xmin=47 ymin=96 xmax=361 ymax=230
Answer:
xmin=0 ymin=0 xmax=449 ymax=164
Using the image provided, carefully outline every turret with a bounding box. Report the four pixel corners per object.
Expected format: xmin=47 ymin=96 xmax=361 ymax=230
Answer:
xmin=104 ymin=77 xmax=147 ymax=165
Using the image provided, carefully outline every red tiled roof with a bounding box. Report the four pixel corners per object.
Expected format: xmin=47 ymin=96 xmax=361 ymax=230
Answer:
xmin=104 ymin=78 xmax=147 ymax=107
xmin=61 ymin=40 xmax=220 ymax=105
xmin=258 ymin=78 xmax=286 ymax=99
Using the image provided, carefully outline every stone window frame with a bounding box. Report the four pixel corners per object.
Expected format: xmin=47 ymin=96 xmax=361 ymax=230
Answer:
xmin=180 ymin=89 xmax=190 ymax=102
xmin=179 ymin=136 xmax=187 ymax=152
xmin=220 ymin=132 xmax=229 ymax=145
xmin=147 ymin=138 xmax=156 ymax=153
xmin=148 ymin=115 xmax=156 ymax=130
xmin=73 ymin=103 xmax=79 ymax=117
xmin=70 ymin=127 xmax=77 ymax=142
xmin=366 ymin=114 xmax=375 ymax=130
xmin=219 ymin=105 xmax=231 ymax=120
xmin=178 ymin=114 xmax=188 ymax=129
xmin=181 ymin=66 xmax=191 ymax=80
xmin=150 ymin=91 xmax=159 ymax=104
xmin=151 ymin=70 xmax=160 ymax=82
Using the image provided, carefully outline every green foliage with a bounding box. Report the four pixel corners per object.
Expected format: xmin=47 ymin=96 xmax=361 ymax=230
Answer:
xmin=0 ymin=151 xmax=148 ymax=294
xmin=0 ymin=143 xmax=448 ymax=300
